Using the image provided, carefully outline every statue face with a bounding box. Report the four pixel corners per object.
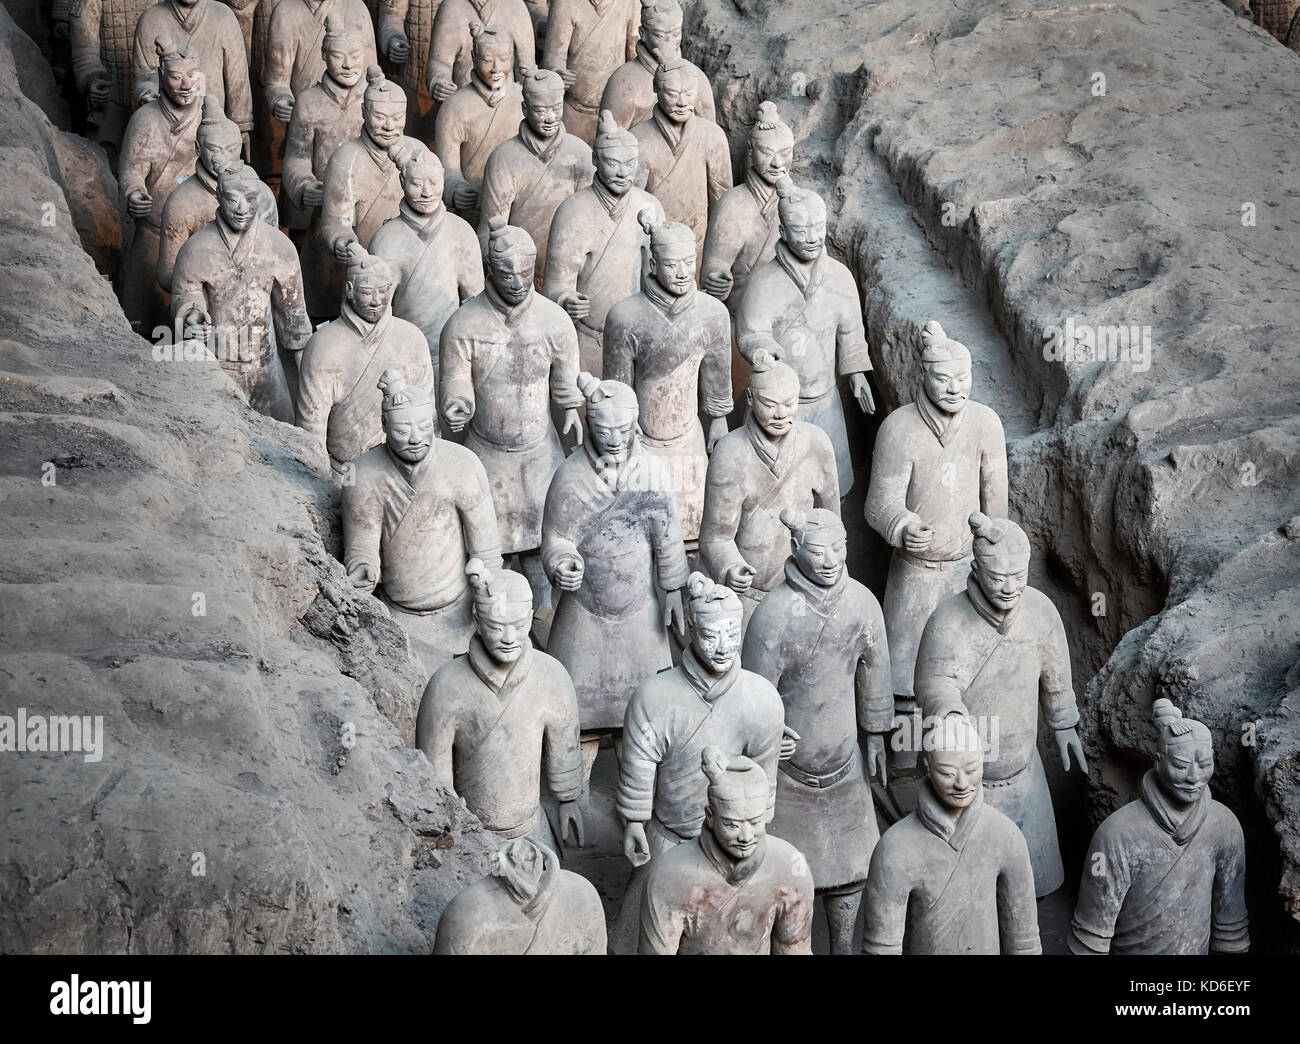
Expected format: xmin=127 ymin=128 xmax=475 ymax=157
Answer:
xmin=751 ymin=138 xmax=793 ymax=184
xmin=705 ymin=797 xmax=766 ymax=861
xmin=199 ymin=137 xmax=242 ymax=178
xmin=746 ymin=382 xmax=798 ymax=439
xmin=655 ymin=69 xmax=697 ymax=123
xmin=780 ymin=209 xmax=826 ymax=262
xmin=927 ymin=745 xmax=984 ymax=809
xmin=384 ymin=403 xmax=436 ymax=463
xmin=475 ymin=603 xmax=532 ymax=664
xmin=793 ymin=530 xmax=847 ymax=587
xmin=217 ymin=182 xmax=259 ymax=232
xmin=972 ymin=552 xmax=1029 ymax=613
xmin=690 ymin=610 xmax=742 ymax=673
xmin=1155 ymin=735 xmax=1214 ymax=805
xmin=474 ymin=45 xmax=511 ymax=89
xmin=363 ymin=98 xmax=406 ymax=149
xmin=161 ymin=64 xmax=201 ymax=108
xmin=346 ymin=273 xmax=394 ymax=322
xmin=642 ymin=22 xmax=682 ymax=60
xmin=524 ymin=97 xmax=563 ymax=138
xmin=324 ymin=42 xmax=365 ymax=87
xmin=488 ymin=254 xmax=535 ymax=305
xmin=922 ymin=359 xmax=972 ymax=414
xmin=649 ymin=239 xmax=696 ymax=297
xmin=595 ymin=145 xmax=638 ymax=196
xmin=587 ymin=409 xmax=637 ymax=463
xmin=403 ymin=167 xmax=443 ymax=213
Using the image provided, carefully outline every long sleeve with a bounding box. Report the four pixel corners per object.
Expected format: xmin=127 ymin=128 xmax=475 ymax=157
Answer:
xmin=377 ymin=0 xmax=409 ymax=53
xmin=456 ymin=458 xmax=504 ymax=567
xmin=540 ymin=0 xmax=573 ymax=73
xmin=740 ymin=615 xmax=786 ymax=691
xmin=622 ymin=6 xmax=637 ymax=60
xmin=541 ymin=203 xmax=586 ymax=303
xmin=694 ymin=67 xmax=716 ymax=122
xmin=833 ymin=269 xmax=871 ymax=375
xmin=131 ymin=18 xmax=157 ymax=105
xmin=69 ymin=0 xmax=106 ymax=90
xmin=1068 ymin=822 xmax=1131 ymax=955
xmin=600 ymin=315 xmax=635 ymax=392
xmin=698 ymin=445 xmax=749 ymax=581
xmin=262 ymin=10 xmax=296 ymax=112
xmin=222 ymin=24 xmax=254 ymax=129
xmin=270 ymin=251 xmax=314 ymax=356
xmin=1037 ymin=600 xmax=1080 ymax=732
xmin=476 ymin=150 xmax=516 ymax=242
xmin=281 ymin=107 xmax=317 ymax=208
xmin=700 ymin=204 xmax=745 ymax=294
xmin=699 ymin=319 xmax=733 ymax=417
xmin=979 ymin=410 xmax=1009 ymax=519
xmin=734 ymin=279 xmax=783 ymax=363
xmin=340 ymin=472 xmax=383 ymax=582
xmin=425 ymin=0 xmax=464 ymax=89
xmin=914 ymin=611 xmax=965 ymax=720
xmin=547 ymin=323 xmax=584 ymax=409
xmin=704 ymin=125 xmax=732 ymax=210
xmin=437 ymin=320 xmax=477 ymax=418
xmin=810 ymin=430 xmax=841 ymax=508
xmin=320 ymin=146 xmax=359 ymax=256
xmin=615 ymin=682 xmax=666 ymax=823
xmin=770 ymin=851 xmax=815 ymax=955
xmin=855 ymin=594 xmax=894 ymax=733
xmin=118 ymin=114 xmax=151 ymax=200
xmin=434 ymin=102 xmax=468 ymax=206
xmin=741 ymin=680 xmax=782 ymax=821
xmin=864 ymin=415 xmax=920 ymax=546
xmin=996 ymin=829 xmax=1042 ymax=954
xmin=415 ymin=681 xmax=459 ymax=789
xmin=638 ymin=864 xmax=683 ymax=955
xmin=512 ymin=9 xmax=535 ymax=78
xmin=542 ymin=674 xmax=584 ymax=803
xmin=168 ymin=239 xmax=208 ymax=323
xmin=156 ymin=194 xmax=189 ymax=292
xmin=457 ymin=246 xmax=484 ymax=301
xmin=1211 ymin=816 xmax=1250 ymax=953
xmin=539 ymin=474 xmax=582 ymax=582
xmin=861 ymin=836 xmax=911 ymax=955
xmin=647 ymin=488 xmax=689 ymax=593
xmin=294 ymin=334 xmax=335 ymax=445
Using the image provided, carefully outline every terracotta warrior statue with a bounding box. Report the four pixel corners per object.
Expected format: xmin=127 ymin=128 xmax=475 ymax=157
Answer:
xmin=440 ymin=217 xmax=584 ymax=600
xmin=865 ymin=320 xmax=1007 ymax=784
xmin=427 ymin=0 xmax=534 ymax=104
xmin=376 ymin=0 xmax=437 ymax=142
xmin=69 ymin=0 xmax=154 ymax=152
xmin=701 ymin=100 xmax=791 ymax=317
xmin=610 ymin=572 xmax=787 ymax=953
xmin=434 ymin=837 xmax=606 ymax=954
xmin=599 ymin=0 xmax=714 ymax=130
xmin=916 ymin=512 xmax=1087 ymax=897
xmin=742 ymin=507 xmax=891 ymax=955
xmin=542 ymin=373 xmax=689 ymax=773
xmin=417 ymin=559 xmax=585 ymax=848
xmin=862 ymin=715 xmax=1041 ymax=955
xmin=118 ymin=35 xmax=202 ymax=331
xmin=283 ymin=18 xmax=368 ymax=322
xmin=542 ymin=0 xmax=639 ymax=145
xmin=738 ymin=176 xmax=873 ymax=495
xmin=433 ymin=23 xmax=525 ymax=226
xmin=630 ymin=57 xmax=731 ymax=262
xmin=1071 ymin=700 xmax=1249 ymax=955
xmin=342 ymin=371 xmax=503 ymax=671
xmin=543 ymin=110 xmax=664 ymax=374
xmin=297 ymin=245 xmax=436 ymax=479
xmin=371 ymin=143 xmax=484 ymax=389
xmin=602 ymin=211 xmax=731 ymax=544
xmin=132 ymin=0 xmax=252 ymax=155
xmin=171 ymin=163 xmax=311 ymax=422
xmin=640 ymin=747 xmax=814 ymax=955
xmin=158 ymin=96 xmax=278 ymax=294
xmin=699 ymin=351 xmax=840 ymax=632
xmin=478 ymin=68 xmax=594 ymax=280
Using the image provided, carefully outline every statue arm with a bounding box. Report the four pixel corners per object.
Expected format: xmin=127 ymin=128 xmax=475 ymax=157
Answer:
xmin=540 ymin=0 xmax=573 ymax=72
xmin=996 ymin=830 xmax=1043 ymax=955
xmin=770 ymin=851 xmax=815 ymax=955
xmin=700 ymin=200 xmax=744 ymax=294
xmin=262 ymin=16 xmax=296 ymax=114
xmin=117 ymin=116 xmax=150 ymax=200
xmin=699 ymin=322 xmax=734 ymax=417
xmin=540 ymin=209 xmax=584 ymax=305
xmin=222 ymin=22 xmax=254 ymax=131
xmin=340 ymin=475 xmax=383 ymax=586
xmin=733 ymin=281 xmax=782 ymax=363
xmin=863 ymin=422 xmax=920 ymax=545
xmin=168 ymin=243 xmax=207 ymax=325
xmin=855 ymin=598 xmax=894 ymax=733
xmin=155 ymin=198 xmax=185 ymax=293
xmin=1038 ymin=604 xmax=1080 ymax=731
xmin=293 ymin=338 xmax=333 ymax=446
xmin=1210 ymin=817 xmax=1250 ymax=953
xmin=426 ymin=1 xmax=463 ymax=90
xmin=513 ymin=13 xmax=536 ymax=78
xmin=437 ymin=322 xmax=477 ymax=423
xmin=475 ymin=155 xmax=514 ymax=246
xmin=281 ymin=109 xmax=315 ymax=208
xmin=811 ymin=433 xmax=841 ymax=509
xmin=433 ymin=103 xmax=468 ymax=207
xmin=270 ymin=254 xmax=313 ymax=357
xmin=377 ymin=0 xmax=409 ymax=53
xmin=694 ymin=67 xmax=716 ymax=122
xmin=637 ymin=868 xmax=682 ymax=955
xmin=698 ymin=465 xmax=748 ymax=582
xmin=68 ymin=0 xmax=106 ymax=91
xmin=648 ymin=493 xmax=690 ymax=596
xmin=457 ymin=459 xmax=504 ymax=570
xmin=834 ymin=277 xmax=872 ymax=376
xmin=1067 ymin=826 xmax=1129 ymax=955
xmin=320 ymin=151 xmax=359 ymax=256
xmin=860 ymin=843 xmax=910 ymax=955
xmin=548 ymin=326 xmax=585 ymax=411
xmin=542 ymin=675 xmax=584 ymax=804
xmin=704 ymin=127 xmax=733 ymax=210
xmin=458 ymin=232 xmax=485 ymax=299
xmin=539 ymin=478 xmax=581 ymax=583
xmin=414 ymin=682 xmax=459 ymax=790
xmin=600 ymin=316 xmax=635 ymax=387
xmin=614 ymin=686 xmax=664 ymax=824
xmin=913 ymin=614 xmax=966 ymax=721
xmin=131 ymin=19 xmax=158 ymax=106
xmin=979 ymin=415 xmax=1010 ymax=519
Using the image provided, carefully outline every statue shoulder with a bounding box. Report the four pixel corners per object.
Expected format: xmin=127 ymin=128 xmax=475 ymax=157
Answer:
xmin=799 ymin=419 xmax=837 ymax=460
xmin=739 ymin=666 xmax=784 ymax=714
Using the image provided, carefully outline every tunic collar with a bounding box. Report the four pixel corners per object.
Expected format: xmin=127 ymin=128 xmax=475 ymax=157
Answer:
xmin=194 ymin=160 xmax=219 ymax=194
xmin=340 ymin=301 xmax=391 ymax=338
xmin=745 ymin=168 xmax=778 ymax=216
xmin=588 ymin=0 xmax=614 ymax=15
xmin=642 ymin=273 xmax=694 ymax=320
xmin=681 ymin=645 xmax=740 ymax=705
xmin=744 ymin=412 xmax=789 ymax=476
xmin=1140 ymin=769 xmax=1211 ymax=847
xmin=216 ymin=214 xmax=256 ymax=259
xmin=580 ymin=431 xmax=644 ymax=491
xmin=652 ymin=107 xmax=689 ymax=154
xmin=159 ymin=91 xmax=199 ymax=133
xmin=361 ymin=128 xmax=393 ymax=169
xmin=519 ymin=118 xmax=564 ymax=164
xmin=321 ymin=72 xmax=365 ymax=109
xmin=484 ymin=280 xmax=533 ymax=325
xmin=916 ymin=777 xmax=984 ymax=851
xmin=782 ymin=557 xmax=847 ymax=616
xmin=634 ymin=39 xmax=658 ymax=75
xmin=592 ymin=177 xmax=629 ymax=223
xmin=167 ymin=0 xmax=206 ymax=35
xmin=471 ymin=71 xmax=507 ymax=108
xmin=385 ymin=441 xmax=430 ymax=486
xmin=915 ymin=388 xmax=964 ymax=447
xmin=399 ymin=199 xmax=446 ymax=237
xmin=965 ymin=572 xmax=1019 ymax=635
xmin=467 ymin=633 xmax=531 ymax=694
xmin=700 ymin=824 xmax=767 ymax=887
xmin=775 ymin=240 xmax=823 ymax=299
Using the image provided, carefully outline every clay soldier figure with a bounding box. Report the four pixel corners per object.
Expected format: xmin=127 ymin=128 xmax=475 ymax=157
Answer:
xmin=699 ymin=351 xmax=839 ymax=632
xmin=862 ymin=716 xmax=1041 ymax=955
xmin=477 ymin=69 xmax=594 ymax=281
xmin=297 ymin=245 xmax=436 ymax=478
xmin=427 ymin=0 xmax=534 ymax=104
xmin=370 ymin=144 xmax=483 ymax=390
xmin=701 ymin=101 xmax=792 ymax=318
xmin=434 ymin=23 xmax=525 ymax=227
xmin=630 ymin=57 xmax=731 ymax=262
xmin=118 ymin=35 xmax=202 ymax=331
xmin=434 ymin=837 xmax=606 ymax=954
xmin=602 ymin=211 xmax=731 ymax=544
xmin=742 ymin=508 xmax=891 ymax=955
xmin=171 ymin=163 xmax=311 ymax=422
xmin=738 ymin=177 xmax=873 ymax=494
xmin=132 ymin=0 xmax=253 ymax=156
xmin=158 ymin=96 xmax=279 ymax=294
xmin=417 ymin=558 xmax=585 ymax=849
xmin=543 ymin=0 xmax=638 ymax=145
xmin=343 ymin=371 xmax=503 ymax=670
xmin=543 ymin=110 xmax=664 ymax=374
xmin=599 ymin=0 xmax=714 ymax=130
xmin=1070 ymin=700 xmax=1249 ymax=955
xmin=640 ymin=747 xmax=814 ymax=954
xmin=916 ymin=512 xmax=1088 ymax=897
xmin=440 ymin=218 xmax=584 ymax=597
xmin=376 ymin=0 xmax=437 ymax=141
xmin=611 ymin=572 xmax=787 ymax=953
xmin=69 ymin=0 xmax=154 ymax=154
xmin=542 ymin=373 xmax=689 ymax=768
xmin=283 ymin=19 xmax=369 ymax=322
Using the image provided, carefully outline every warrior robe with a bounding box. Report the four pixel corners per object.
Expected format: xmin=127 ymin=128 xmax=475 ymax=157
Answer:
xmin=283 ymin=75 xmax=366 ymax=317
xmin=297 ymin=302 xmax=436 ymax=474
xmin=699 ymin=416 xmax=840 ymax=630
xmin=418 ymin=637 xmax=583 ymax=843
xmin=434 ymin=74 xmax=525 ymax=226
xmin=701 ymin=168 xmax=781 ymax=318
xmin=640 ymin=829 xmax=814 ymax=955
xmin=743 ymin=560 xmax=891 ymax=891
xmin=439 ymin=283 xmax=583 ymax=552
xmin=132 ymin=0 xmax=253 ymax=131
xmin=69 ymin=0 xmax=154 ymax=149
xmin=865 ymin=396 xmax=1007 ymax=699
xmin=376 ymin=0 xmax=437 ymax=141
xmin=602 ymin=283 xmax=732 ymax=542
xmin=370 ymin=200 xmax=484 ymax=387
xmin=434 ymin=841 xmax=607 ymax=954
xmin=916 ymin=579 xmax=1079 ymax=896
xmin=738 ymin=243 xmax=870 ymax=493
xmin=427 ymin=0 xmax=534 ymax=92
xmin=157 ymin=162 xmax=279 ymax=292
xmin=343 ymin=438 xmax=502 ymax=668
xmin=118 ymin=94 xmax=200 ymax=329
xmin=171 ymin=215 xmax=311 ymax=421
xmin=477 ymin=122 xmax=593 ymax=279
xmin=630 ymin=110 xmax=731 ymax=262
xmin=862 ymin=783 xmax=1041 ymax=955
xmin=542 ymin=181 xmax=663 ymax=373
xmin=599 ymin=40 xmax=714 ymax=131
xmin=1070 ymin=771 xmax=1250 ymax=956
xmin=541 ymin=0 xmax=638 ymax=145
xmin=541 ymin=437 xmax=690 ymax=731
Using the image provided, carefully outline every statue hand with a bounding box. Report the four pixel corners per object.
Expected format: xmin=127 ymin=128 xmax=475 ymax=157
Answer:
xmin=430 ymin=76 xmax=456 ymax=102
xmin=1057 ymin=727 xmax=1089 ymax=775
xmin=272 ymin=97 xmax=294 ymax=122
xmin=723 ymin=561 xmax=756 ymax=593
xmin=301 ymin=180 xmax=324 ymax=208
xmin=561 ymin=407 xmax=583 ymax=450
xmin=558 ymin=800 xmax=585 ymax=848
xmin=347 ymin=562 xmax=377 ymax=589
xmin=451 ymin=182 xmax=479 ymax=213
xmin=850 ymin=371 xmax=875 ymax=414
xmin=560 ymin=291 xmax=590 ymax=320
xmin=126 ymin=188 xmax=153 ymax=218
xmin=555 ymin=66 xmax=576 ymax=89
xmin=661 ymin=587 xmax=686 ymax=643
xmin=87 ymin=74 xmax=110 ymax=108
xmin=623 ymin=820 xmax=650 ymax=867
xmin=702 ymin=267 xmax=733 ymax=300
xmin=706 ymin=416 xmax=728 ymax=454
xmin=554 ymin=553 xmax=584 ymax=592
xmin=386 ymin=33 xmax=410 ymax=65
xmin=901 ymin=520 xmax=933 ymax=554
xmin=181 ymin=306 xmax=212 ymax=345
xmin=779 ymin=724 xmax=800 ymax=761
xmin=866 ymin=732 xmax=887 ymax=786
xmin=442 ymin=397 xmax=473 ymax=432
xmin=333 ymin=234 xmax=357 ymax=264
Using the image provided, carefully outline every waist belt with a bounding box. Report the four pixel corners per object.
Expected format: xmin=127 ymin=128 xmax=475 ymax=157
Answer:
xmin=898 ymin=548 xmax=969 ymax=570
xmin=779 ymin=755 xmax=854 ymax=789
xmin=982 ymin=760 xmax=1032 ymax=789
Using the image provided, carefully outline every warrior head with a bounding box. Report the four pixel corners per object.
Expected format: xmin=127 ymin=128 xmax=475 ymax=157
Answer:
xmin=923 ymin=714 xmax=985 ymax=810
xmin=918 ymin=319 xmax=972 ymax=415
xmin=362 ymin=65 xmax=407 ymax=149
xmin=593 ymin=110 xmax=639 ymax=197
xmin=969 ymin=511 xmax=1031 ymax=614
xmin=215 ymin=163 xmax=263 ymax=234
xmin=322 ymin=14 xmax=366 ymax=89
xmin=775 ymin=174 xmax=826 ymax=262
xmin=484 ymin=216 xmax=537 ymax=305
xmin=344 ymin=243 xmax=396 ymax=322
xmin=469 ymin=22 xmax=513 ymax=91
xmin=522 ymin=69 xmax=565 ymax=140
xmin=701 ymin=745 xmax=768 ymax=861
xmin=684 ymin=572 xmax=743 ymax=675
xmin=155 ymin=35 xmax=201 ymax=109
xmin=749 ymin=101 xmax=793 ymax=185
xmin=653 ymin=57 xmax=697 ymax=126
xmin=197 ymin=95 xmax=242 ymax=179
xmin=639 ymin=0 xmax=684 ymax=63
xmin=391 ymin=140 xmax=444 ymax=216
xmin=377 ymin=368 xmax=436 ymax=464
xmin=1152 ymin=699 xmax=1214 ymax=807
xmin=780 ymin=507 xmax=847 ymax=588
xmin=577 ymin=371 xmax=638 ymax=465
xmin=745 ymin=349 xmax=800 ymax=440
xmin=639 ymin=208 xmax=696 ymax=298
xmin=465 ymin=558 xmax=534 ymax=664
xmin=490 ymin=837 xmax=551 ymax=906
